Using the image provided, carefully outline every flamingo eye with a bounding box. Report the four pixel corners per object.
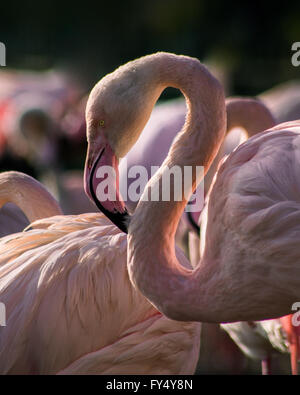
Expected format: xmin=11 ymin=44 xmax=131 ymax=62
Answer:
xmin=99 ymin=120 xmax=105 ymax=127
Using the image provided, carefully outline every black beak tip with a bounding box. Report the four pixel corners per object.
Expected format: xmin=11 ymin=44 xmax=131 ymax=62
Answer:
xmin=113 ymin=210 xmax=131 ymax=234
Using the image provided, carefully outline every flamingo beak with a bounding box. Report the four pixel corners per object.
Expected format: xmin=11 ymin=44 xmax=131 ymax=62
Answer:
xmin=84 ymin=141 xmax=131 ymax=233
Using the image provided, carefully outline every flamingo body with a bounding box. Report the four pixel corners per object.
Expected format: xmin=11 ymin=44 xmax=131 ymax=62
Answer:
xmin=0 ymin=213 xmax=200 ymax=374
xmin=196 ymin=121 xmax=300 ymax=322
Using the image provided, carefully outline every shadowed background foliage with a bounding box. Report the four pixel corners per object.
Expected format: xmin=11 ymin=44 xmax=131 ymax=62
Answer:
xmin=1 ymin=0 xmax=300 ymax=95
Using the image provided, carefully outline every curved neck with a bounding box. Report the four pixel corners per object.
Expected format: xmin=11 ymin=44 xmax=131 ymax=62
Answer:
xmin=0 ymin=171 xmax=62 ymax=223
xmin=139 ymin=55 xmax=226 ymax=238
xmin=128 ymin=55 xmax=226 ymax=321
xmin=226 ymin=97 xmax=275 ymax=138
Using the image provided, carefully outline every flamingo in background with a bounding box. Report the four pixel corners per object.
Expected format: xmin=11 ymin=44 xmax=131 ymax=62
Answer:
xmin=221 ymin=315 xmax=300 ymax=374
xmin=0 ymin=171 xmax=62 ymax=237
xmin=0 ymin=70 xmax=96 ymax=218
xmin=259 ymin=80 xmax=300 ymax=124
xmin=0 ymin=69 xmax=80 ymax=167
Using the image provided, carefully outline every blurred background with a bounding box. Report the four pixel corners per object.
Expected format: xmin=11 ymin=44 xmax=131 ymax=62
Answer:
xmin=1 ymin=0 xmax=300 ymax=93
xmin=0 ymin=0 xmax=300 ymax=375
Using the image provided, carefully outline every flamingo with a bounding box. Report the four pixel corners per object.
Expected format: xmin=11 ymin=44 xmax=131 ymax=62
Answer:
xmin=198 ymin=189 xmax=300 ymax=374
xmin=221 ymin=316 xmax=300 ymax=374
xmin=194 ymin=107 xmax=300 ymax=375
xmin=0 ymin=171 xmax=62 ymax=237
xmin=82 ymin=52 xmax=300 ymax=323
xmin=0 ymin=69 xmax=89 ymax=218
xmin=106 ymin=55 xmax=300 ymax=323
xmin=188 ymin=97 xmax=276 ymax=266
xmin=0 ymin=209 xmax=200 ymax=374
xmin=259 ymin=80 xmax=300 ymax=124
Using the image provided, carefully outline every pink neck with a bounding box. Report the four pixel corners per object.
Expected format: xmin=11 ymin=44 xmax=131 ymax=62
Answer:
xmin=128 ymin=54 xmax=226 ymax=321
xmin=226 ymin=97 xmax=276 ymax=137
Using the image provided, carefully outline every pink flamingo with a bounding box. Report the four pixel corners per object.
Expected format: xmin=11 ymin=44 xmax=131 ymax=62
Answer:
xmin=195 ymin=104 xmax=300 ymax=374
xmin=188 ymin=97 xmax=275 ymax=266
xmin=221 ymin=315 xmax=300 ymax=374
xmin=260 ymin=80 xmax=300 ymax=124
xmin=0 ymin=208 xmax=201 ymax=374
xmin=83 ymin=52 xmax=300 ymax=324
xmin=196 ymin=145 xmax=300 ymax=374
xmin=0 ymin=171 xmax=62 ymax=237
xmin=118 ymin=56 xmax=300 ymax=323
xmin=191 ymin=100 xmax=300 ymax=374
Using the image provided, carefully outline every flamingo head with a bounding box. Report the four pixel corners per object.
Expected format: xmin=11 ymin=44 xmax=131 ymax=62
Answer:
xmin=84 ymin=55 xmax=161 ymax=233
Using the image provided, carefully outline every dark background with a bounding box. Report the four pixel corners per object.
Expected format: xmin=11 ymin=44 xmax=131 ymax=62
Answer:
xmin=1 ymin=0 xmax=300 ymax=96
